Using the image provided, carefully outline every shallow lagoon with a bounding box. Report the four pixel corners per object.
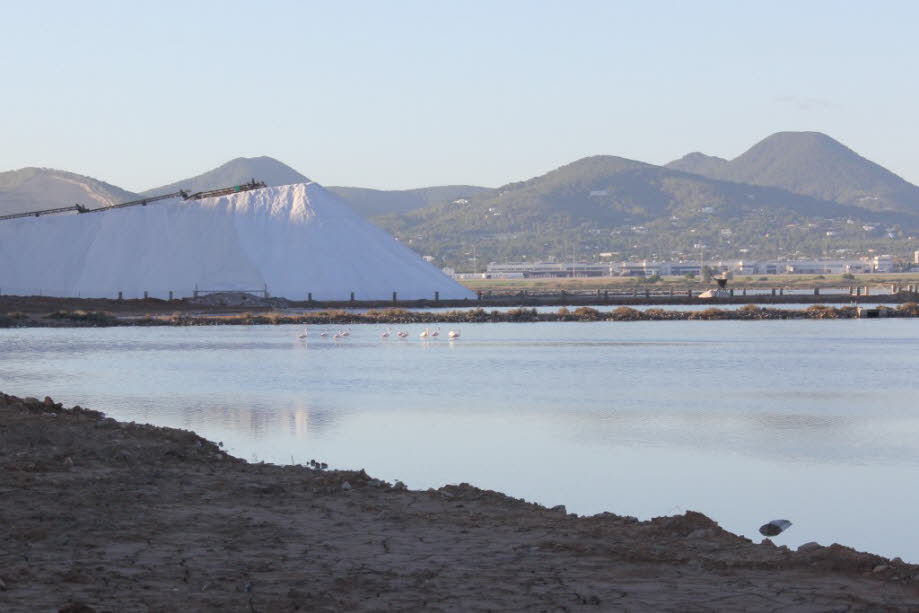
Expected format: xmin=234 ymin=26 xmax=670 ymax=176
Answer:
xmin=2 ymin=318 xmax=918 ymax=560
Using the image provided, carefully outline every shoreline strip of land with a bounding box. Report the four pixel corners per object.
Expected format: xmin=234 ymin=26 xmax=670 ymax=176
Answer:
xmin=2 ymin=392 xmax=919 ymax=611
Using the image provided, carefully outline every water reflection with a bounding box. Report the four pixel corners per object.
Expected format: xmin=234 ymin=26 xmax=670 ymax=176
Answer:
xmin=2 ymin=320 xmax=919 ymax=559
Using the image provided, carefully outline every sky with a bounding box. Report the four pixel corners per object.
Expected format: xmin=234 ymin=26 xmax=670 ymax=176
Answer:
xmin=2 ymin=0 xmax=918 ymax=192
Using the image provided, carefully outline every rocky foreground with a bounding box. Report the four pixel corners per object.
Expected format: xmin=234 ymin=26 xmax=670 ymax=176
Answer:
xmin=2 ymin=394 xmax=918 ymax=612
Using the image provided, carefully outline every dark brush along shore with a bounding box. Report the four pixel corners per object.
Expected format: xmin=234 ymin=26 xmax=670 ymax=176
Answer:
xmin=2 ymin=303 xmax=919 ymax=328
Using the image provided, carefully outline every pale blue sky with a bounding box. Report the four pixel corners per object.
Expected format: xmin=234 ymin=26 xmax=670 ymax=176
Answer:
xmin=2 ymin=0 xmax=918 ymax=191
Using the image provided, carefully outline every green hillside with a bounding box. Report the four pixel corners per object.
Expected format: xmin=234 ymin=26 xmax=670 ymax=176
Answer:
xmin=328 ymin=185 xmax=493 ymax=217
xmin=375 ymin=155 xmax=919 ymax=270
xmin=667 ymin=132 xmax=919 ymax=214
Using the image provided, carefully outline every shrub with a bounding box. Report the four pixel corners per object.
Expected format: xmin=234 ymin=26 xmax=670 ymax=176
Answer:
xmin=44 ymin=310 xmax=118 ymax=326
xmin=610 ymin=307 xmax=641 ymax=321
xmin=573 ymin=306 xmax=601 ymax=320
xmin=506 ymin=307 xmax=538 ymax=321
xmin=695 ymin=307 xmax=730 ymax=319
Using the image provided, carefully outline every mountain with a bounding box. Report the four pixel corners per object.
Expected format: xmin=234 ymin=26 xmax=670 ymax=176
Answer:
xmin=377 ymin=154 xmax=919 ymax=268
xmin=0 ymin=183 xmax=473 ymax=300
xmin=142 ymin=156 xmax=492 ymax=218
xmin=328 ymin=185 xmax=494 ymax=217
xmin=667 ymin=132 xmax=919 ymax=214
xmin=141 ymin=156 xmax=309 ymax=197
xmin=0 ymin=167 xmax=137 ymax=216
xmin=666 ymin=152 xmax=728 ymax=176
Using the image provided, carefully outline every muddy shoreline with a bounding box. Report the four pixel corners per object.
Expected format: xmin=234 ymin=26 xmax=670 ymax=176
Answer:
xmin=2 ymin=392 xmax=918 ymax=611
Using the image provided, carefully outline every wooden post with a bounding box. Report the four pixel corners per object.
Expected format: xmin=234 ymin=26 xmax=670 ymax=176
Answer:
xmin=143 ymin=291 xmax=148 ymax=299
xmin=434 ymin=291 xmax=439 ymax=302
xmin=168 ymin=291 xmax=173 ymax=301
xmin=392 ymin=291 xmax=398 ymax=304
xmin=771 ymin=288 xmax=776 ymax=296
xmin=742 ymin=287 xmax=747 ymax=296
xmin=308 ymin=292 xmax=312 ymax=302
xmin=118 ymin=291 xmax=123 ymax=300
xmin=779 ymin=288 xmax=784 ymax=296
xmin=814 ymin=287 xmax=819 ymax=296
xmin=644 ymin=289 xmax=650 ymax=298
xmin=729 ymin=288 xmax=734 ymax=297
xmin=350 ymin=292 xmax=355 ymax=302
xmin=687 ymin=289 xmax=692 ymax=297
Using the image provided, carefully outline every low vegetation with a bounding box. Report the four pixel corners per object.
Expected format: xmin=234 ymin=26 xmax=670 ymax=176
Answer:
xmin=2 ymin=303 xmax=917 ymax=329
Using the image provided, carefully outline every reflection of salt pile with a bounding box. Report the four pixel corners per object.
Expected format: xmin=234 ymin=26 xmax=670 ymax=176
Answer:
xmin=0 ymin=183 xmax=474 ymax=301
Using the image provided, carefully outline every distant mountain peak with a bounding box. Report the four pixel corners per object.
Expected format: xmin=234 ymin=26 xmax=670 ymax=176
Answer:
xmin=0 ymin=167 xmax=137 ymax=216
xmin=664 ymin=131 xmax=919 ymax=213
xmin=720 ymin=131 xmax=919 ymax=212
xmin=665 ymin=152 xmax=728 ymax=175
xmin=741 ymin=131 xmax=859 ymax=160
xmin=141 ymin=156 xmax=310 ymax=197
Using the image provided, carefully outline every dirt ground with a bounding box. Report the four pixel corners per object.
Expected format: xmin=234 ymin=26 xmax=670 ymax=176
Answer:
xmin=2 ymin=393 xmax=918 ymax=612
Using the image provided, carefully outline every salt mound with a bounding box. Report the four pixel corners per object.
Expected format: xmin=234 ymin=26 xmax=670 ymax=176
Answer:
xmin=0 ymin=183 xmax=474 ymax=301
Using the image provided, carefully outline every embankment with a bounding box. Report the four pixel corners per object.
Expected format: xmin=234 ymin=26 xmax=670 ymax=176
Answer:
xmin=2 ymin=303 xmax=918 ymax=328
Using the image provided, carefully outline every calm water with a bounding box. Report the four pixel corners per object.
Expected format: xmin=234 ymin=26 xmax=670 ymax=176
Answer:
xmin=2 ymin=320 xmax=919 ymax=560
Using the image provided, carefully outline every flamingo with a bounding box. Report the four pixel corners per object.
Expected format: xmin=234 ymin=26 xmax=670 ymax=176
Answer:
xmin=340 ymin=329 xmax=350 ymax=337
xmin=419 ymin=328 xmax=430 ymax=339
xmin=397 ymin=330 xmax=408 ymax=338
xmin=297 ymin=328 xmax=308 ymax=339
xmin=430 ymin=327 xmax=440 ymax=337
xmin=448 ymin=329 xmax=460 ymax=339
xmin=333 ymin=332 xmax=343 ymax=340
xmin=381 ymin=329 xmax=391 ymax=339
xmin=320 ymin=332 xmax=329 ymax=338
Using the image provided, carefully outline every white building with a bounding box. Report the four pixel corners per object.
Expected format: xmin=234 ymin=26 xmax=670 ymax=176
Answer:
xmin=873 ymin=254 xmax=894 ymax=273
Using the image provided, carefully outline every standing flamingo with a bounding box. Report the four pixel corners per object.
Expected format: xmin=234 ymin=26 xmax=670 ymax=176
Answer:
xmin=430 ymin=327 xmax=440 ymax=337
xmin=419 ymin=328 xmax=430 ymax=339
xmin=448 ymin=329 xmax=461 ymax=339
xmin=381 ymin=329 xmax=391 ymax=339
xmin=297 ymin=327 xmax=308 ymax=339
xmin=397 ymin=330 xmax=408 ymax=338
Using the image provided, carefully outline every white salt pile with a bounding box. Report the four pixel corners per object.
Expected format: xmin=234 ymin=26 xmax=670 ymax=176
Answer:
xmin=0 ymin=182 xmax=474 ymax=301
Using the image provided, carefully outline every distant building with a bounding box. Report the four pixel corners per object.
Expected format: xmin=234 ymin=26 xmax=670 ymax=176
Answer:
xmin=478 ymin=256 xmax=898 ymax=279
xmin=873 ymin=254 xmax=894 ymax=273
xmin=486 ymin=261 xmax=612 ymax=278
